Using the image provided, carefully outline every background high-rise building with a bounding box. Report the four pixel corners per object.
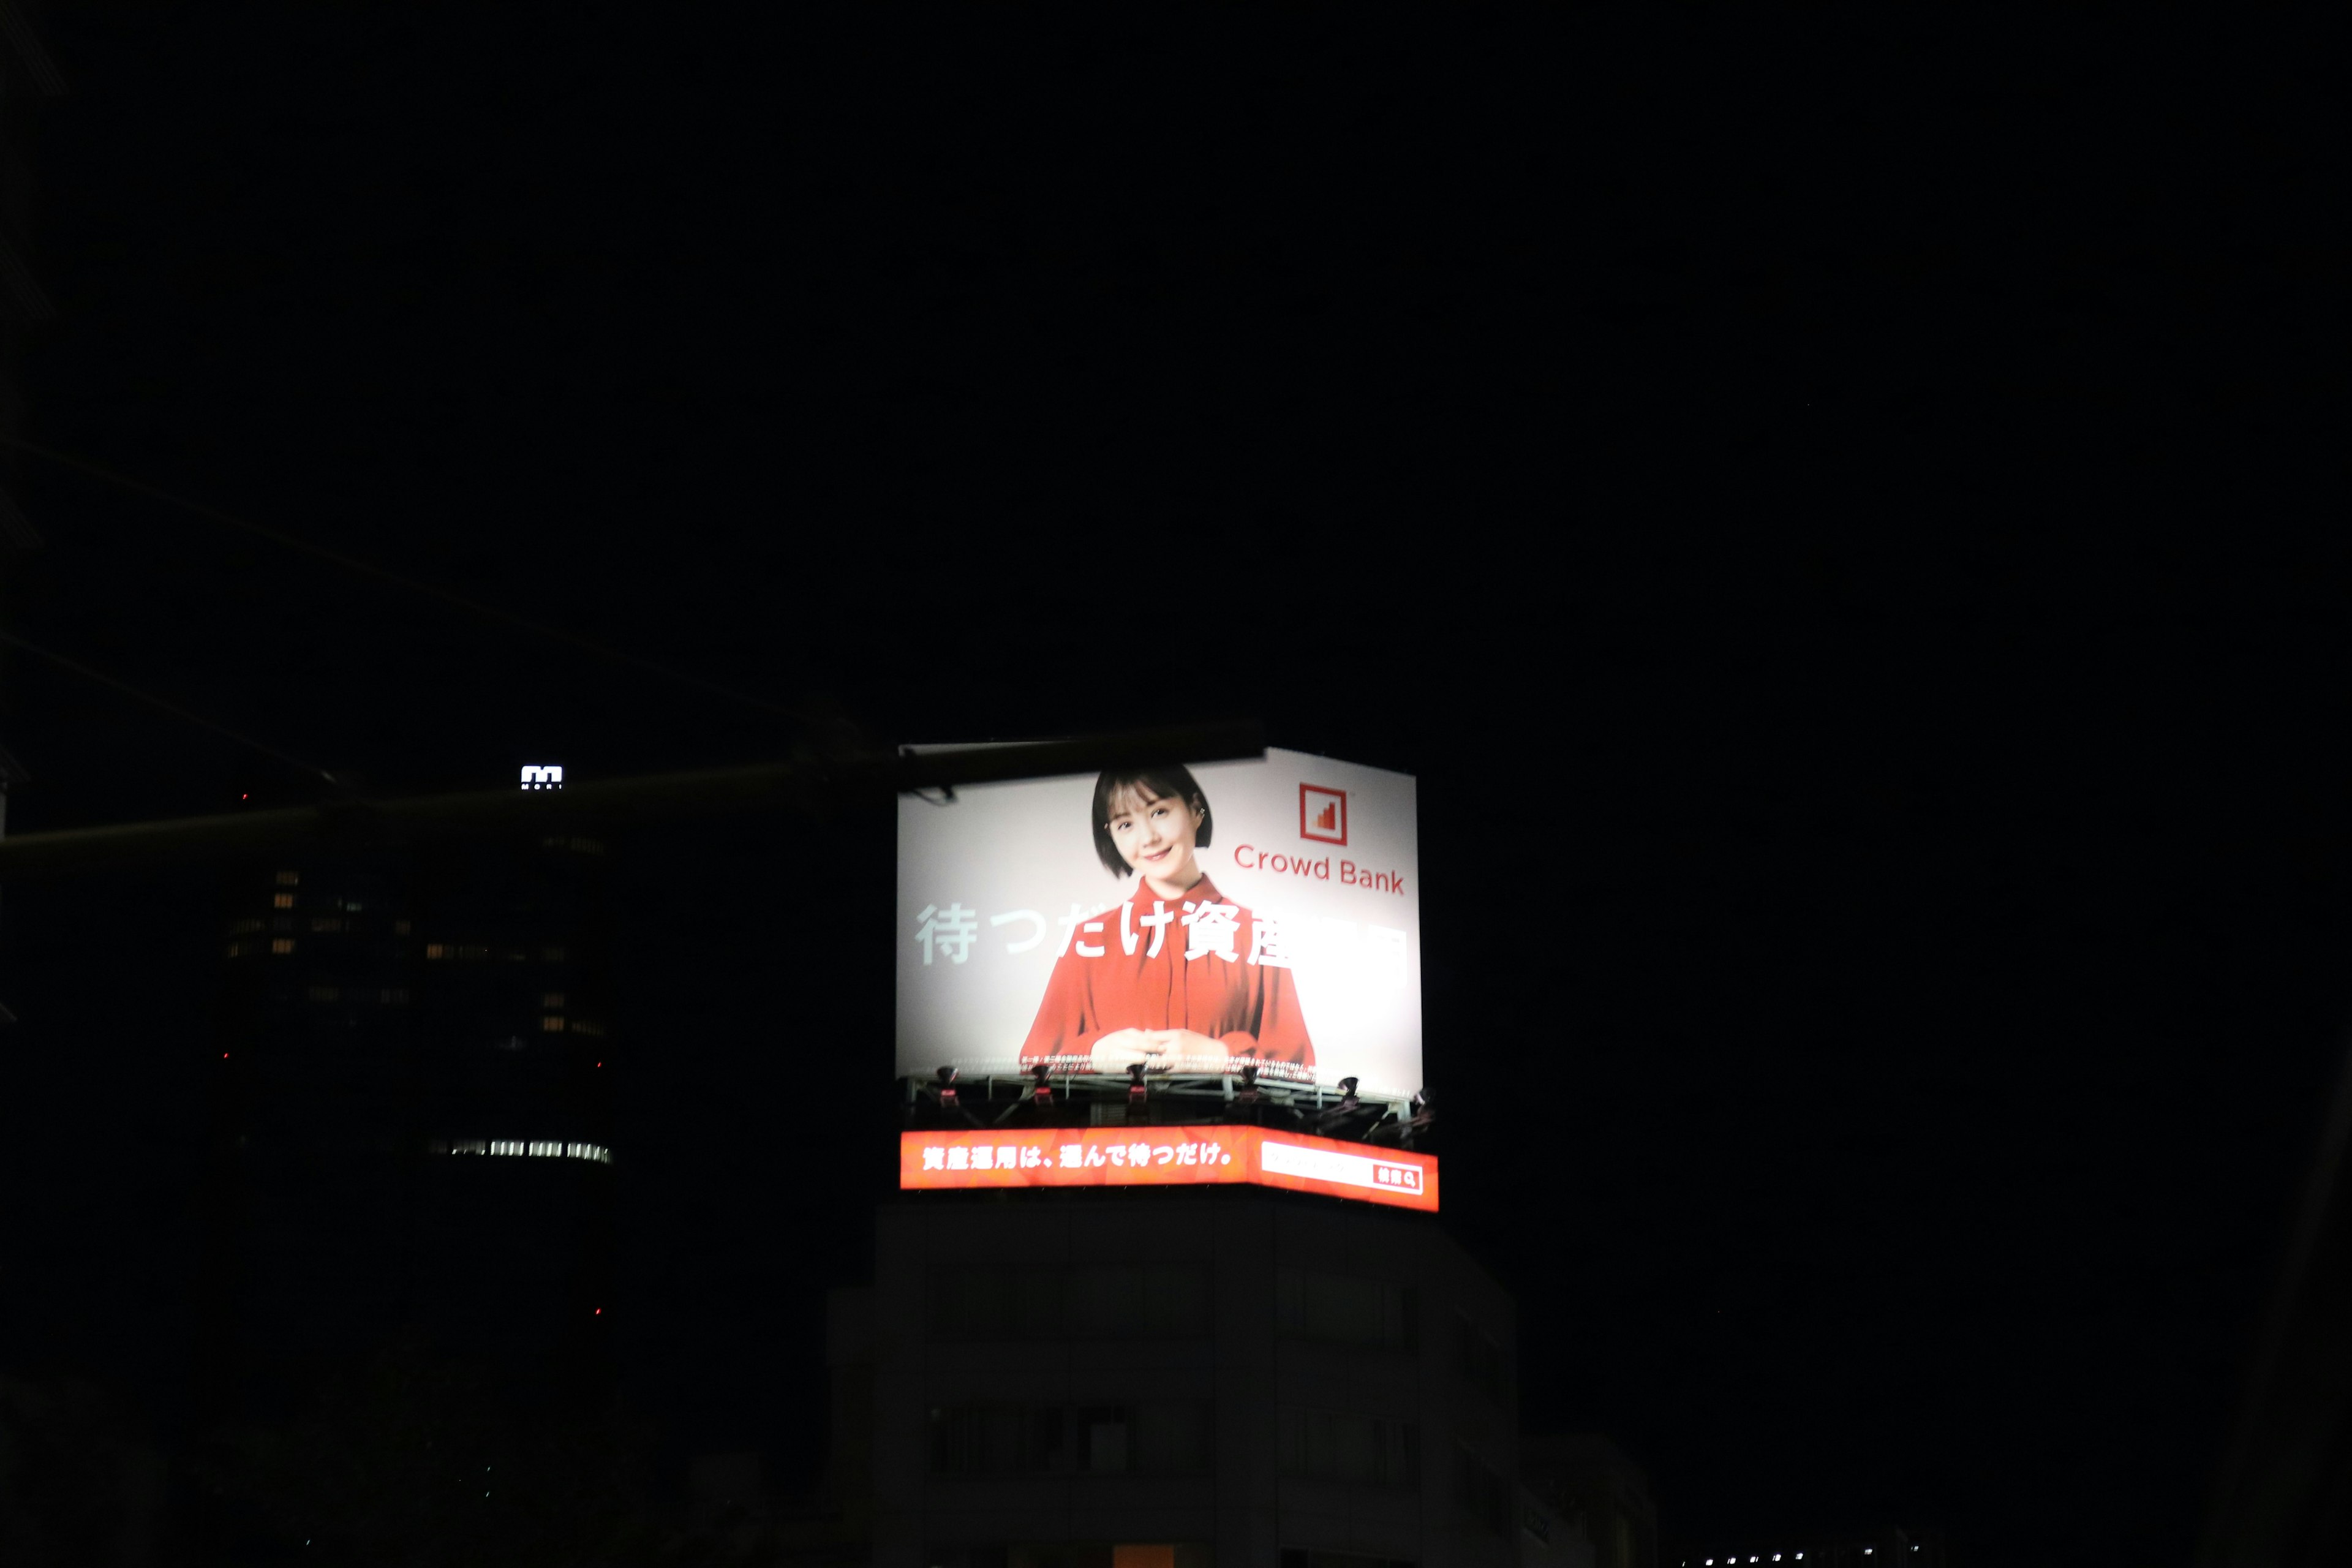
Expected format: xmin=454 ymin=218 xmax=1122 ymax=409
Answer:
xmin=202 ymin=774 xmax=619 ymax=1417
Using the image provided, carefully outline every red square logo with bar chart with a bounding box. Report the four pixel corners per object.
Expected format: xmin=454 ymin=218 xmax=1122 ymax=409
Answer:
xmin=1299 ymin=783 xmax=1348 ymax=846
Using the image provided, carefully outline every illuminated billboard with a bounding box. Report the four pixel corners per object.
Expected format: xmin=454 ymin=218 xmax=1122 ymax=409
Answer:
xmin=900 ymin=1126 xmax=1439 ymax=1213
xmin=898 ymin=748 xmax=1421 ymax=1099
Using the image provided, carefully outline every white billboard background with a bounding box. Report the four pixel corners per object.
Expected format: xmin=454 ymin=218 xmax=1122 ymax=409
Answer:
xmin=897 ymin=748 xmax=1422 ymax=1099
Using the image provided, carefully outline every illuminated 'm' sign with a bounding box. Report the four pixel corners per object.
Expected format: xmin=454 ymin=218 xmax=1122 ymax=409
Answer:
xmin=520 ymin=764 xmax=565 ymax=791
xmin=899 ymin=1125 xmax=1437 ymax=1213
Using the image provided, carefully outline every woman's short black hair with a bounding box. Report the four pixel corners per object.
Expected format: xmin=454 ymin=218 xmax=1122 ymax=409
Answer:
xmin=1091 ymin=764 xmax=1212 ymax=878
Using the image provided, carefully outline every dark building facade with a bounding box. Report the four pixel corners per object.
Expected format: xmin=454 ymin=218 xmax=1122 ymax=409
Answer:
xmin=202 ymin=777 xmax=619 ymax=1415
xmin=809 ymin=1186 xmax=1598 ymax=1568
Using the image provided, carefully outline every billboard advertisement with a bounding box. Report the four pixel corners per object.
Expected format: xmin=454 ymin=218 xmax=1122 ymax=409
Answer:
xmin=899 ymin=1127 xmax=1439 ymax=1213
xmin=898 ymin=748 xmax=1420 ymax=1098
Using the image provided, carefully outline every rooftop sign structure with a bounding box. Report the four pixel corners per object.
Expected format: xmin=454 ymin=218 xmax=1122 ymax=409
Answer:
xmin=899 ymin=1125 xmax=1438 ymax=1213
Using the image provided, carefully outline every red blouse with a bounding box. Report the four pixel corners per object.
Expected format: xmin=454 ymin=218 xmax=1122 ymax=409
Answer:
xmin=1019 ymin=875 xmax=1315 ymax=1077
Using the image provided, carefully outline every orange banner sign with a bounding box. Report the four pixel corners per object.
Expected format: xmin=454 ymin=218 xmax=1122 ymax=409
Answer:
xmin=899 ymin=1125 xmax=1437 ymax=1212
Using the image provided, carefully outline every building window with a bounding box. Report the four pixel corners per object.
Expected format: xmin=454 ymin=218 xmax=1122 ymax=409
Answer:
xmin=309 ymin=917 xmax=344 ymax=932
xmin=926 ymin=1402 xmax=1207 ymax=1478
xmin=1279 ymin=1407 xmax=1419 ymax=1487
xmin=307 ymin=987 xmax=340 ymax=1003
xmin=228 ymin=919 xmax=265 ymax=935
xmin=1278 ymin=1269 xmax=1417 ymax=1351
xmin=1134 ymin=1402 xmax=1210 ymax=1474
xmin=379 ymin=989 xmax=409 ymax=1005
xmin=928 ymin=1403 xmax=1041 ymax=1479
xmin=541 ymin=1016 xmax=565 ymax=1033
xmin=568 ymin=1019 xmax=604 ymax=1037
xmin=451 ymin=1139 xmax=612 ymax=1164
xmin=275 ymin=871 xmax=300 ymax=886
xmin=225 ymin=941 xmax=252 ymax=958
xmin=394 ymin=920 xmax=411 ymax=935
xmin=542 ymin=946 xmax=568 ymax=963
xmin=273 ymin=892 xmax=295 ymax=909
xmin=426 ymin=944 xmax=448 ymax=959
xmin=1453 ymin=1446 xmax=1511 ymax=1536
xmin=270 ymin=938 xmax=295 ymax=956
xmin=1080 ymin=1404 xmax=1131 ymax=1474
xmin=930 ymin=1264 xmax=1210 ymax=1341
xmin=1452 ymin=1313 xmax=1509 ymax=1404
xmin=541 ymin=992 xmax=566 ymax=1008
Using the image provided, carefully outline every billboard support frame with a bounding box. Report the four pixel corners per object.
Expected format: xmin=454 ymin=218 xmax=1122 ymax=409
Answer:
xmin=899 ymin=1071 xmax=1421 ymax=1138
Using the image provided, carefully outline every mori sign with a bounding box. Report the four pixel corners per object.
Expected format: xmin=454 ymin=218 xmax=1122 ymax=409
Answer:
xmin=519 ymin=764 xmax=565 ymax=791
xmin=897 ymin=748 xmax=1422 ymax=1100
xmin=900 ymin=1126 xmax=1439 ymax=1213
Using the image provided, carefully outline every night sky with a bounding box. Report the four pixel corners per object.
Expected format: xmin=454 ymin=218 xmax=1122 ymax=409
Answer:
xmin=3 ymin=7 xmax=2346 ymax=1565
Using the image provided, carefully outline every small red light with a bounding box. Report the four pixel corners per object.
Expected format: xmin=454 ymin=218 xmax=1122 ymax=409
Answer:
xmin=241 ymin=793 xmax=249 ymax=800
xmin=222 ymin=1052 xmax=229 ymax=1059
xmin=595 ymin=1061 xmax=603 ymax=1068
xmin=594 ymin=1308 xmax=601 ymax=1316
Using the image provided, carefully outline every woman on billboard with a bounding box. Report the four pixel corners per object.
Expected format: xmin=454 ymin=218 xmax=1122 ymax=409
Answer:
xmin=1020 ymin=764 xmax=1316 ymax=1078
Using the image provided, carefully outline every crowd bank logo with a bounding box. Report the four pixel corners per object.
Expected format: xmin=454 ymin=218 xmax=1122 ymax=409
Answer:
xmin=1299 ymin=783 xmax=1348 ymax=846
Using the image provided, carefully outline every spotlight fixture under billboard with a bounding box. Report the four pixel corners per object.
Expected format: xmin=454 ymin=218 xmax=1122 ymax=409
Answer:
xmin=899 ymin=1126 xmax=1438 ymax=1213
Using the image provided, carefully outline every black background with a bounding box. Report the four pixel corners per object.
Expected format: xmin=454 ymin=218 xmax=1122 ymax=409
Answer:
xmin=3 ymin=6 xmax=2346 ymax=1564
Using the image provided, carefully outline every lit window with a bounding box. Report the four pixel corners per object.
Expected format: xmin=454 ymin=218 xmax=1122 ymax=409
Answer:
xmin=310 ymin=917 xmax=343 ymax=932
xmin=270 ymin=938 xmax=295 ymax=956
xmin=225 ymin=941 xmax=250 ymax=958
xmin=541 ymin=992 xmax=566 ymax=1008
xmin=275 ymin=871 xmax=300 ymax=886
xmin=570 ymin=1019 xmax=603 ymax=1037
xmin=273 ymin=893 xmax=295 ymax=909
xmin=541 ymin=1016 xmax=565 ymax=1033
xmin=230 ymin=919 xmax=264 ymax=935
xmin=394 ymin=920 xmax=412 ymax=935
xmin=448 ymin=1139 xmax=611 ymax=1164
xmin=426 ymin=944 xmax=448 ymax=960
xmin=571 ymin=837 xmax=603 ymax=854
